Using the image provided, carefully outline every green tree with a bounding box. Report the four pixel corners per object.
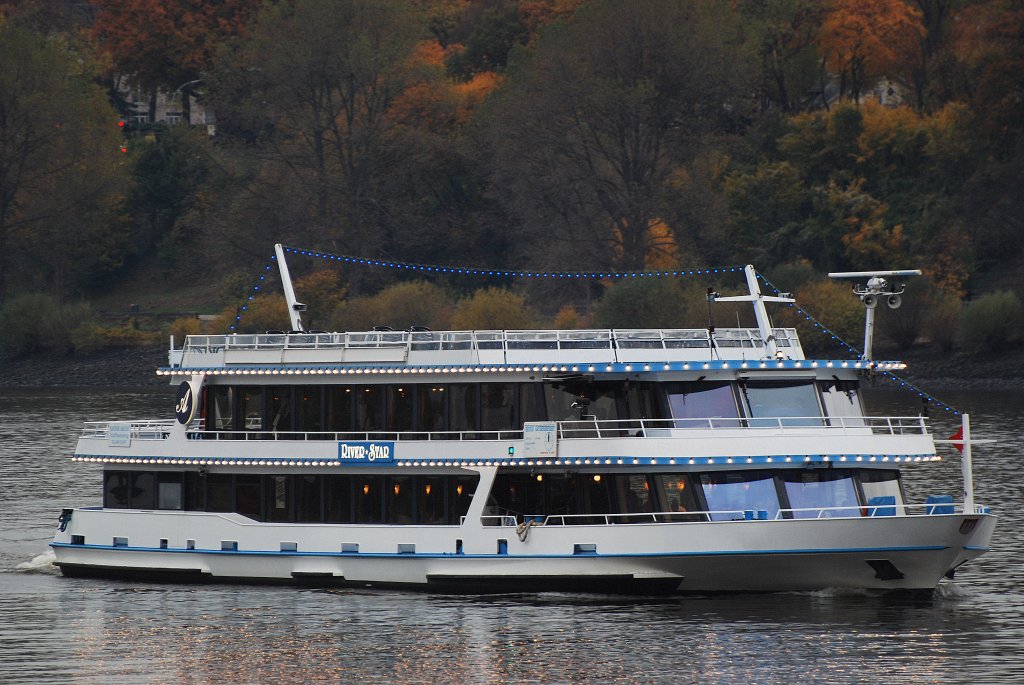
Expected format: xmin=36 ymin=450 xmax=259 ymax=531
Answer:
xmin=0 ymin=21 xmax=129 ymax=303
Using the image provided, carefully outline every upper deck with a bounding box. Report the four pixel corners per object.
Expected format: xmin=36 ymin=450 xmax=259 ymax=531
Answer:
xmin=170 ymin=327 xmax=806 ymax=370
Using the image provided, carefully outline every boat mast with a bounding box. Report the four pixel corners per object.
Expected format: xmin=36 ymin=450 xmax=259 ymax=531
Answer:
xmin=274 ymin=243 xmax=306 ymax=332
xmin=714 ymin=265 xmax=794 ymax=359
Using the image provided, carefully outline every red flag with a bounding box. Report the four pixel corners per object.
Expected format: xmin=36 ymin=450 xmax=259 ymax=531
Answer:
xmin=949 ymin=426 xmax=964 ymax=453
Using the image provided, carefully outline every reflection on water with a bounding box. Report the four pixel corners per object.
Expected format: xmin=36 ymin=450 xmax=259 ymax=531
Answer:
xmin=1 ymin=386 xmax=1022 ymax=684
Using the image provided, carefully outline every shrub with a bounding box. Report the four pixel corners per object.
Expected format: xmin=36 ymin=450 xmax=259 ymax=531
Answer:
xmin=325 ymin=281 xmax=453 ymax=332
xmin=552 ymin=305 xmax=588 ymax=329
xmin=450 ymin=288 xmax=538 ymax=330
xmin=779 ymin=279 xmax=865 ymax=356
xmin=0 ymin=294 xmax=94 ymax=356
xmin=593 ymin=278 xmax=687 ymax=329
xmin=222 ymin=295 xmax=290 ymax=334
xmin=961 ymin=290 xmax=1023 ymax=353
xmin=70 ymin=323 xmax=159 ymax=354
xmin=923 ymin=290 xmax=962 ymax=353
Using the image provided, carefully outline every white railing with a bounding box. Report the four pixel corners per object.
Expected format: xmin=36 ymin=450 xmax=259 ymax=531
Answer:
xmin=178 ymin=328 xmax=800 ymax=355
xmin=80 ymin=415 xmax=927 ymax=442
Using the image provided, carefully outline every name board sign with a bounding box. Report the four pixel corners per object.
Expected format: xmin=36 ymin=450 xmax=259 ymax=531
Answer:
xmin=108 ymin=422 xmax=132 ymax=447
xmin=175 ymin=381 xmax=196 ymax=425
xmin=523 ymin=422 xmax=558 ymax=458
xmin=338 ymin=441 xmax=395 ymax=464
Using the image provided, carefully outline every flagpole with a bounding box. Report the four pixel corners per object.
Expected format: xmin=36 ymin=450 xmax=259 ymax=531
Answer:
xmin=961 ymin=414 xmax=974 ymax=514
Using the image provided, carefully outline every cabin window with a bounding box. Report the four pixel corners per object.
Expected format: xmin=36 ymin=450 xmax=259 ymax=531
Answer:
xmin=184 ymin=471 xmax=202 ymax=510
xmin=579 ymin=473 xmax=613 ymax=522
xmin=612 ymin=474 xmax=655 ymax=517
xmin=545 ymin=474 xmax=581 ymax=519
xmin=419 ymin=476 xmax=446 ymax=524
xmin=653 ymin=474 xmax=701 ymax=518
xmin=157 ymin=473 xmax=183 ymax=510
xmin=235 ymin=474 xmax=261 ymax=520
xmin=296 ymin=386 xmax=323 ymax=433
xmin=388 ymin=476 xmax=415 ymax=524
xmin=665 ymin=381 xmax=741 ymax=428
xmin=265 ymin=475 xmax=292 ymax=522
xmin=544 ymin=383 xmax=581 ymax=422
xmin=210 ymin=386 xmax=234 ymax=431
xmin=417 ymin=386 xmax=446 ymax=435
xmin=356 ymin=476 xmax=384 ymax=523
xmin=449 ymin=384 xmax=479 ymax=435
xmin=860 ymin=470 xmax=904 ymax=507
xmin=267 ymin=386 xmax=293 ymax=434
xmin=103 ymin=471 xmax=131 ymax=508
xmin=819 ymin=380 xmax=864 ymax=425
xmin=449 ymin=476 xmax=477 ymax=524
xmin=779 ymin=470 xmax=859 ymax=518
xmin=387 ymin=385 xmax=415 ymax=433
xmin=240 ymin=387 xmax=264 ymax=431
xmin=700 ymin=471 xmax=780 ymax=520
xmin=295 ymin=474 xmax=322 ymax=522
xmin=326 ymin=386 xmax=354 ymax=434
xmin=481 ymin=383 xmax=517 ymax=433
xmin=520 ymin=384 xmax=546 ymax=423
xmin=325 ymin=475 xmax=354 ymax=523
xmin=130 ymin=472 xmax=156 ymax=509
xmin=206 ymin=474 xmax=233 ymax=512
xmin=355 ymin=386 xmax=385 ymax=434
xmin=739 ymin=380 xmax=823 ymax=427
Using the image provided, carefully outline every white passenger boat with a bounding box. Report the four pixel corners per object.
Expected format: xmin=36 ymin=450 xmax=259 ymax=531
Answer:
xmin=50 ymin=247 xmax=996 ymax=593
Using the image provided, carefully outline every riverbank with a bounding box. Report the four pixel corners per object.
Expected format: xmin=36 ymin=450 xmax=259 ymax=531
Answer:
xmin=1 ymin=342 xmax=1022 ymax=389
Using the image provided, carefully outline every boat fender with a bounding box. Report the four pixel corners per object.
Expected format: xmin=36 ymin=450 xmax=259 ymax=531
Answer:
xmin=58 ymin=508 xmax=73 ymax=532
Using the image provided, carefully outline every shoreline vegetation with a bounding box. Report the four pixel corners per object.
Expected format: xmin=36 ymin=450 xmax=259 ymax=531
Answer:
xmin=1 ymin=343 xmax=1020 ymax=391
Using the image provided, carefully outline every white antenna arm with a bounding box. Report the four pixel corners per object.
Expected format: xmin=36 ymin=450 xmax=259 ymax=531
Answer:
xmin=714 ymin=265 xmax=794 ymax=359
xmin=274 ymin=243 xmax=305 ymax=331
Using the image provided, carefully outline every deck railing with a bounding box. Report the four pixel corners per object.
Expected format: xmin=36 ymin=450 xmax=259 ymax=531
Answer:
xmin=80 ymin=415 xmax=928 ymax=441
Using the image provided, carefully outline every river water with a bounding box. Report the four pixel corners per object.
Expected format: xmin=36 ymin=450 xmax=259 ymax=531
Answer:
xmin=1 ymin=385 xmax=1021 ymax=684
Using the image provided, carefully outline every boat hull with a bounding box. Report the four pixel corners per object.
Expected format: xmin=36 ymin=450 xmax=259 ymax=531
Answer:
xmin=51 ymin=508 xmax=996 ymax=594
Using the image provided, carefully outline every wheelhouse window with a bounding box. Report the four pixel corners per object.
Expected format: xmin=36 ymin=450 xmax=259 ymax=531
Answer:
xmin=739 ymin=380 xmax=823 ymax=427
xmin=860 ymin=470 xmax=904 ymax=507
xmin=665 ymin=381 xmax=741 ymax=428
xmin=819 ymin=380 xmax=864 ymax=426
xmin=780 ymin=470 xmax=860 ymax=518
xmin=700 ymin=471 xmax=780 ymax=521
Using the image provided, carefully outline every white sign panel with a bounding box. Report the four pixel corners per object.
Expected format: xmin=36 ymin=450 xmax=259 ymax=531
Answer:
xmin=523 ymin=422 xmax=558 ymax=458
xmin=108 ymin=421 xmax=132 ymax=447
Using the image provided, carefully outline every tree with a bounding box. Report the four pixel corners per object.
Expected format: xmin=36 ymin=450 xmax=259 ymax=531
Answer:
xmin=0 ymin=21 xmax=129 ymax=303
xmin=485 ymin=0 xmax=750 ymax=273
xmin=817 ymin=0 xmax=926 ymax=101
xmin=89 ymin=0 xmax=257 ymax=121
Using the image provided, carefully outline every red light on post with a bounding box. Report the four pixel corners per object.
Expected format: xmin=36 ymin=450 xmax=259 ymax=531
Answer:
xmin=117 ymin=119 xmax=126 ymax=129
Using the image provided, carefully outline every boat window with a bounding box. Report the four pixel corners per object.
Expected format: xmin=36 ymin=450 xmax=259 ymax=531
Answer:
xmin=103 ymin=471 xmax=130 ymax=508
xmin=700 ymin=472 xmax=780 ymax=521
xmin=449 ymin=384 xmax=479 ymax=435
xmin=240 ymin=387 xmax=264 ymax=431
xmin=267 ymin=387 xmax=293 ymax=434
xmin=545 ymin=474 xmax=581 ymax=518
xmin=419 ymin=476 xmax=446 ymax=524
xmin=325 ymin=386 xmax=354 ymax=433
xmin=417 ymin=386 xmax=446 ymax=435
xmin=206 ymin=473 xmax=233 ymax=512
xmin=387 ymin=476 xmax=415 ymax=524
xmin=860 ymin=470 xmax=904 ymax=507
xmin=295 ymin=474 xmax=322 ymax=522
xmin=209 ymin=386 xmax=233 ymax=431
xmin=130 ymin=472 xmax=156 ymax=509
xmin=355 ymin=476 xmax=384 ymax=523
xmin=819 ymin=380 xmax=864 ymax=425
xmin=520 ymin=384 xmax=546 ymax=423
xmin=780 ymin=470 xmax=859 ymax=518
xmin=481 ymin=383 xmax=517 ymax=433
xmin=184 ymin=471 xmax=202 ymax=510
xmin=265 ymin=475 xmax=292 ymax=522
xmin=157 ymin=473 xmax=183 ymax=510
xmin=235 ymin=474 xmax=261 ymax=520
xmin=580 ymin=473 xmax=614 ymax=520
xmin=544 ymin=383 xmax=581 ymax=422
xmin=325 ymin=475 xmax=354 ymax=523
xmin=388 ymin=386 xmax=415 ymax=433
xmin=612 ymin=474 xmax=654 ymax=518
xmin=739 ymin=380 xmax=823 ymax=427
xmin=624 ymin=382 xmax=662 ymax=421
xmin=653 ymin=474 xmax=701 ymax=518
xmin=449 ymin=476 xmax=477 ymax=524
xmin=355 ymin=385 xmax=385 ymax=434
xmin=296 ymin=386 xmax=323 ymax=432
xmin=665 ymin=381 xmax=741 ymax=428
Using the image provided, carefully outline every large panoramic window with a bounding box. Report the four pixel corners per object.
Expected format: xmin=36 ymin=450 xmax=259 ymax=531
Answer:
xmin=739 ymin=380 xmax=823 ymax=427
xmin=819 ymin=380 xmax=864 ymax=425
xmin=860 ymin=470 xmax=903 ymax=508
xmin=700 ymin=471 xmax=780 ymax=521
xmin=780 ymin=470 xmax=859 ymax=518
xmin=665 ymin=381 xmax=740 ymax=428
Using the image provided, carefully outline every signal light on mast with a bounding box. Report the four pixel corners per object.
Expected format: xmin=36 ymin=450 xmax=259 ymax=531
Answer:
xmin=117 ymin=119 xmax=126 ymax=129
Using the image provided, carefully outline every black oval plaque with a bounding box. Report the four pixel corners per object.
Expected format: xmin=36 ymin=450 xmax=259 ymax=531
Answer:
xmin=175 ymin=381 xmax=195 ymax=424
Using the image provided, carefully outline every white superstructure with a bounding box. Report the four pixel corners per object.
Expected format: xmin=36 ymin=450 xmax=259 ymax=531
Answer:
xmin=50 ymin=255 xmax=995 ymax=594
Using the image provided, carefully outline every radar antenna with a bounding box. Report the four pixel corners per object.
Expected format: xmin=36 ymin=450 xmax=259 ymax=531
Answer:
xmin=828 ymin=269 xmax=921 ymax=361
